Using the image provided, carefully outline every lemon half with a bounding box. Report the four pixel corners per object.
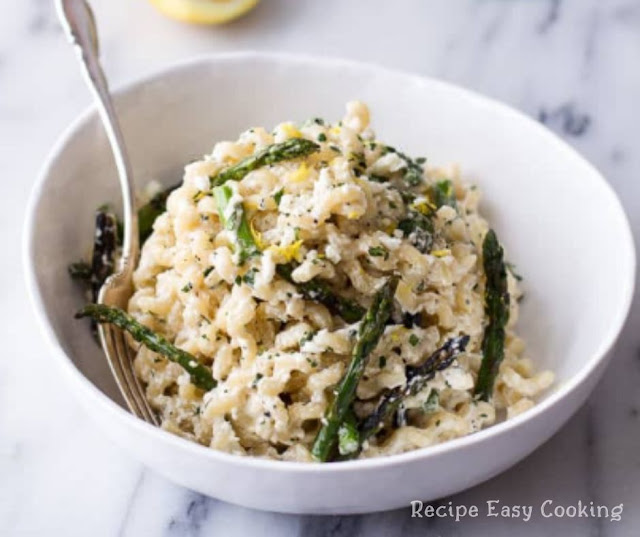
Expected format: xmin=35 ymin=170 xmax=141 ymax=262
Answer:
xmin=149 ymin=0 xmax=260 ymax=25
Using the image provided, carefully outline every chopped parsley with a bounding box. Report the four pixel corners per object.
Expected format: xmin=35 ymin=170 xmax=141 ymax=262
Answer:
xmin=408 ymin=334 xmax=420 ymax=347
xmin=252 ymin=373 xmax=264 ymax=388
xmin=317 ymin=133 xmax=327 ymax=142
xmin=299 ymin=330 xmax=317 ymax=346
xmin=273 ymin=188 xmax=284 ymax=206
xmin=368 ymin=246 xmax=389 ymax=260
xmin=234 ymin=268 xmax=259 ymax=287
xmin=432 ymin=179 xmax=457 ymax=209
xmin=181 ymin=282 xmax=193 ymax=293
xmin=383 ymin=145 xmax=424 ymax=187
xmin=242 ymin=268 xmax=259 ymax=286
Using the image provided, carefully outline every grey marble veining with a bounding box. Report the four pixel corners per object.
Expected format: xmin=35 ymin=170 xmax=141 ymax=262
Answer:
xmin=1 ymin=0 xmax=639 ymax=535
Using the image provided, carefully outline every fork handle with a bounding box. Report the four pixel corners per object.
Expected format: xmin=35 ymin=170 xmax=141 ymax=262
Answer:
xmin=56 ymin=0 xmax=139 ymax=264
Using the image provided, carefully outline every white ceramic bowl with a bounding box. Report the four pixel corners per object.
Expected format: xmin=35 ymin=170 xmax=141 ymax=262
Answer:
xmin=24 ymin=52 xmax=635 ymax=514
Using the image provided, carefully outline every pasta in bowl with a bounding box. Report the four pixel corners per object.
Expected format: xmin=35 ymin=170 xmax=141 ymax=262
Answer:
xmin=27 ymin=53 xmax=634 ymax=512
xmin=73 ymin=101 xmax=553 ymax=462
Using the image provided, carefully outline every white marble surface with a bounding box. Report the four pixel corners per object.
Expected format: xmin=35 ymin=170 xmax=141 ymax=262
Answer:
xmin=2 ymin=0 xmax=640 ymax=535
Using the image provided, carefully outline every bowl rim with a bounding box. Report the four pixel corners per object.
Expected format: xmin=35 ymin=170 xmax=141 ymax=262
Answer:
xmin=23 ymin=50 xmax=636 ymax=473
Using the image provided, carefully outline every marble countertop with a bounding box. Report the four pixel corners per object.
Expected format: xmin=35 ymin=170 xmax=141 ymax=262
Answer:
xmin=2 ymin=0 xmax=639 ymax=535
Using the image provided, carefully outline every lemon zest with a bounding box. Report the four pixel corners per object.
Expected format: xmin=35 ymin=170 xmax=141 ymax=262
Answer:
xmin=267 ymin=240 xmax=304 ymax=263
xmin=289 ymin=163 xmax=310 ymax=183
xmin=395 ymin=281 xmax=413 ymax=305
xmin=384 ymin=222 xmax=397 ymax=235
xmin=249 ymin=217 xmax=267 ymax=250
xmin=390 ymin=326 xmax=407 ymax=342
xmin=281 ymin=123 xmax=303 ymax=139
xmin=411 ymin=200 xmax=437 ymax=215
xmin=431 ymin=249 xmax=451 ymax=258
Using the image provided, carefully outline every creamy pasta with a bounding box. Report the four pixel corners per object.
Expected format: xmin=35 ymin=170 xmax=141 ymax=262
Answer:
xmin=127 ymin=102 xmax=554 ymax=461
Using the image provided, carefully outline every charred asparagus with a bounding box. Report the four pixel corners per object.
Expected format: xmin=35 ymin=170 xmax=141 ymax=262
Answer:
xmin=89 ymin=209 xmax=118 ymax=302
xmin=358 ymin=335 xmax=470 ymax=446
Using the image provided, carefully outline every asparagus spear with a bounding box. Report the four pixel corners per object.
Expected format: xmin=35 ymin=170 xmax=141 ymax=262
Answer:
xmin=76 ymin=304 xmax=216 ymax=391
xmin=311 ymin=275 xmax=399 ymax=462
xmin=213 ymin=184 xmax=260 ymax=265
xmin=473 ymin=229 xmax=510 ymax=401
xmin=72 ymin=183 xmax=179 ymax=298
xmin=210 ymin=138 xmax=320 ymax=188
xmin=68 ymin=261 xmax=92 ymax=281
xmin=89 ymin=209 xmax=118 ymax=303
xmin=68 ymin=209 xmax=117 ymax=341
xmin=115 ymin=183 xmax=181 ymax=245
xmin=358 ymin=335 xmax=470 ymax=445
xmin=276 ymin=264 xmax=366 ymax=323
xmin=138 ymin=182 xmax=180 ymax=243
xmin=68 ymin=208 xmax=117 ymax=301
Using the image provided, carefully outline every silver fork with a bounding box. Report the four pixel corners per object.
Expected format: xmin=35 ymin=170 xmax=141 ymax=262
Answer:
xmin=57 ymin=0 xmax=159 ymax=425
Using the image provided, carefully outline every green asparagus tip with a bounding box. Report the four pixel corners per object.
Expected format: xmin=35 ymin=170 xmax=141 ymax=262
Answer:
xmin=473 ymin=229 xmax=510 ymax=401
xmin=210 ymin=138 xmax=320 ymax=188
